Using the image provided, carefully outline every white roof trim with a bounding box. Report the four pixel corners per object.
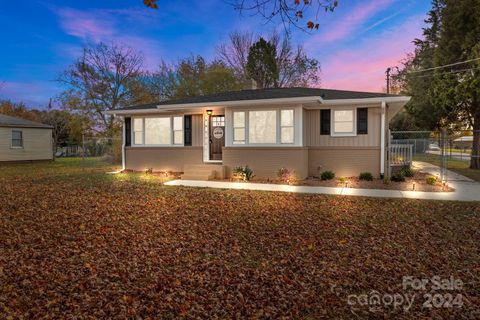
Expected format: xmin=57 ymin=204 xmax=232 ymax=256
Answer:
xmin=107 ymin=95 xmax=411 ymax=115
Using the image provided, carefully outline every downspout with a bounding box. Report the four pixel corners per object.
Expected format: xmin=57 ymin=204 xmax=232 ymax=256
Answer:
xmin=121 ymin=116 xmax=126 ymax=171
xmin=380 ymin=101 xmax=386 ymax=178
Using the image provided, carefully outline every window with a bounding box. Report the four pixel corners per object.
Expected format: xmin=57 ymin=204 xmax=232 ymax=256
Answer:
xmin=173 ymin=116 xmax=183 ymax=145
xmin=11 ymin=130 xmax=23 ymax=148
xmin=133 ymin=116 xmax=186 ymax=146
xmin=145 ymin=118 xmax=170 ymax=145
xmin=280 ymin=109 xmax=294 ymax=144
xmin=332 ymin=109 xmax=355 ymax=136
xmin=211 ymin=116 xmax=225 ymax=127
xmin=249 ymin=110 xmax=277 ymax=144
xmin=133 ymin=118 xmax=143 ymax=145
xmin=233 ymin=111 xmax=245 ymax=144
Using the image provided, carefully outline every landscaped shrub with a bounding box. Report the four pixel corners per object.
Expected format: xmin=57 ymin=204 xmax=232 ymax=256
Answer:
xmin=277 ymin=167 xmax=296 ymax=183
xmin=320 ymin=170 xmax=335 ymax=180
xmin=233 ymin=165 xmax=255 ymax=181
xmin=390 ymin=172 xmax=406 ymax=182
xmin=426 ymin=175 xmax=437 ymax=185
xmin=359 ymin=172 xmax=373 ymax=181
xmin=401 ymin=166 xmax=415 ymax=178
xmin=338 ymin=177 xmax=347 ymax=184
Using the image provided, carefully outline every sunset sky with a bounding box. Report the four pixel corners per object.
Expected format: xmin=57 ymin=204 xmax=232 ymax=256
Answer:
xmin=0 ymin=0 xmax=431 ymax=107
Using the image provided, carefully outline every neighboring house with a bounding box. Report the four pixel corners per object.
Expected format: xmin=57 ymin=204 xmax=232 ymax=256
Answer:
xmin=0 ymin=114 xmax=53 ymax=162
xmin=453 ymin=136 xmax=473 ymax=149
xmin=108 ymin=87 xmax=410 ymax=179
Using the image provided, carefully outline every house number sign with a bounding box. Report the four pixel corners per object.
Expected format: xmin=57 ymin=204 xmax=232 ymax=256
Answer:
xmin=213 ymin=127 xmax=224 ymax=139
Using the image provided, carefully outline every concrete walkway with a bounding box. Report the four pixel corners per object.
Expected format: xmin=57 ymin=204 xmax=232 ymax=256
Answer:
xmin=165 ymin=161 xmax=480 ymax=202
xmin=165 ymin=178 xmax=480 ymax=202
xmin=413 ymin=161 xmax=474 ymax=182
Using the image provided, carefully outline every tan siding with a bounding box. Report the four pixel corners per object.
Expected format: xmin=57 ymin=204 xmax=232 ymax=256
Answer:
xmin=125 ymin=146 xmax=203 ymax=171
xmin=223 ymin=147 xmax=308 ymax=179
xmin=192 ymin=114 xmax=203 ymax=147
xmin=305 ymin=107 xmax=381 ymax=147
xmin=308 ymin=148 xmax=380 ymax=177
xmin=0 ymin=127 xmax=53 ymax=161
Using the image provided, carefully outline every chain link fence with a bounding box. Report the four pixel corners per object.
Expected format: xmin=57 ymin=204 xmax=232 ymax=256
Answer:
xmin=55 ymin=136 xmax=122 ymax=164
xmin=390 ymin=130 xmax=479 ymax=182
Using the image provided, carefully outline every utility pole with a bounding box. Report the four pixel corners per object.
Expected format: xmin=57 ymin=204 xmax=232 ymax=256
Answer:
xmin=386 ymin=67 xmax=392 ymax=94
xmin=386 ymin=66 xmax=399 ymax=94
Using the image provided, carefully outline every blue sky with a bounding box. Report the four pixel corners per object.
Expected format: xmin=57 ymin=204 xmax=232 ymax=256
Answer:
xmin=0 ymin=0 xmax=432 ymax=107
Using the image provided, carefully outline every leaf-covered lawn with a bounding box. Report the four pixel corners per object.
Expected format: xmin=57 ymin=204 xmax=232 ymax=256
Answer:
xmin=1 ymin=159 xmax=479 ymax=319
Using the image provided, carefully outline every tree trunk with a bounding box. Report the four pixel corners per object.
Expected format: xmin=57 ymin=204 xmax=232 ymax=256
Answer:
xmin=471 ymin=114 xmax=480 ymax=169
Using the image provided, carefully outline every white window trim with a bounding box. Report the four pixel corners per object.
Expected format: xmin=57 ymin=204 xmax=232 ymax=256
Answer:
xmin=233 ymin=111 xmax=246 ymax=145
xmin=248 ymin=109 xmax=278 ymax=145
xmin=330 ymin=107 xmax=357 ymax=137
xmin=227 ymin=106 xmax=302 ymax=147
xmin=131 ymin=115 xmax=184 ymax=147
xmin=280 ymin=109 xmax=295 ymax=144
xmin=11 ymin=129 xmax=24 ymax=149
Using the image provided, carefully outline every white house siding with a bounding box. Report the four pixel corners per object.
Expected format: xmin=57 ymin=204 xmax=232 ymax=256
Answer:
xmin=0 ymin=127 xmax=53 ymax=161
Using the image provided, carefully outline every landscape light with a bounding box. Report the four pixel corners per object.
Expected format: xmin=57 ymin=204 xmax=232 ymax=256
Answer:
xmin=412 ymin=181 xmax=416 ymax=191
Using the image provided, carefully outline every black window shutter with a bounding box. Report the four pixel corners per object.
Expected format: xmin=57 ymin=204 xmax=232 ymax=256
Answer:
xmin=320 ymin=109 xmax=331 ymax=135
xmin=357 ymin=108 xmax=368 ymax=134
xmin=184 ymin=115 xmax=192 ymax=146
xmin=125 ymin=117 xmax=131 ymax=146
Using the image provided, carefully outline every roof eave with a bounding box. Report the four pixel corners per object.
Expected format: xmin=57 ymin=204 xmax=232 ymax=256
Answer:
xmin=107 ymin=95 xmax=411 ymax=115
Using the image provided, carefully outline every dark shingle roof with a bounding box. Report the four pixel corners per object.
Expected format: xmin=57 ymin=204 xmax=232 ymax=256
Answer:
xmin=118 ymin=87 xmax=398 ymax=111
xmin=0 ymin=114 xmax=53 ymax=128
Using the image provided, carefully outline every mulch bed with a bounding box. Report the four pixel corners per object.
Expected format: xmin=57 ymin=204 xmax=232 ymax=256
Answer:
xmin=224 ymin=172 xmax=453 ymax=192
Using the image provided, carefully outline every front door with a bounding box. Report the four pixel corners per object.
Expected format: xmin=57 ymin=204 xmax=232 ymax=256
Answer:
xmin=209 ymin=115 xmax=225 ymax=160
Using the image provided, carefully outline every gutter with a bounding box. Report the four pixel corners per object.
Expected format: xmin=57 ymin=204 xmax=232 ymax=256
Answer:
xmin=106 ymin=95 xmax=410 ymax=116
xmin=380 ymin=100 xmax=386 ymax=178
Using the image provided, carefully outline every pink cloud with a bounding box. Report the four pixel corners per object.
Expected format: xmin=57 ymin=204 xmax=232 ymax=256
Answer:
xmin=319 ymin=15 xmax=425 ymax=92
xmin=52 ymin=7 xmax=164 ymax=70
xmin=55 ymin=8 xmax=116 ymax=42
xmin=319 ymin=0 xmax=396 ymax=43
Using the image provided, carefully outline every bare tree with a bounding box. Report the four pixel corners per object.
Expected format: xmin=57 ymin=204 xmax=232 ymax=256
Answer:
xmin=59 ymin=43 xmax=144 ymax=135
xmin=142 ymin=1 xmax=338 ymax=32
xmin=270 ymin=31 xmax=321 ymax=87
xmin=218 ymin=31 xmax=320 ymax=88
xmin=232 ymin=0 xmax=338 ymax=32
xmin=217 ymin=31 xmax=254 ymax=80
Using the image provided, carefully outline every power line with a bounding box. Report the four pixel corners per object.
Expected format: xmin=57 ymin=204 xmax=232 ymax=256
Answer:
xmin=400 ymin=66 xmax=480 ymax=79
xmin=406 ymin=57 xmax=480 ymax=74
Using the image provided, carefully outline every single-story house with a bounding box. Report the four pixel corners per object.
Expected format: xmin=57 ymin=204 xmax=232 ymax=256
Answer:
xmin=453 ymin=136 xmax=473 ymax=149
xmin=0 ymin=114 xmax=53 ymax=162
xmin=108 ymin=87 xmax=410 ymax=180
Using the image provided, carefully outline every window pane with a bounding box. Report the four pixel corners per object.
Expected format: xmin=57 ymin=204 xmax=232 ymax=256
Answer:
xmin=134 ymin=118 xmax=143 ymax=131
xmin=233 ymin=128 xmax=245 ymax=142
xmin=281 ymin=127 xmax=294 ymax=144
xmin=334 ymin=122 xmax=354 ymax=133
xmin=173 ymin=130 xmax=183 ymax=145
xmin=281 ymin=109 xmax=294 ymax=126
xmin=233 ymin=112 xmax=245 ymax=127
xmin=173 ymin=117 xmax=182 ymax=130
xmin=249 ymin=110 xmax=276 ymax=144
xmin=12 ymin=140 xmax=22 ymax=147
xmin=134 ymin=132 xmax=143 ymax=145
xmin=12 ymin=131 xmax=22 ymax=140
xmin=145 ymin=118 xmax=171 ymax=144
xmin=334 ymin=110 xmax=353 ymax=122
